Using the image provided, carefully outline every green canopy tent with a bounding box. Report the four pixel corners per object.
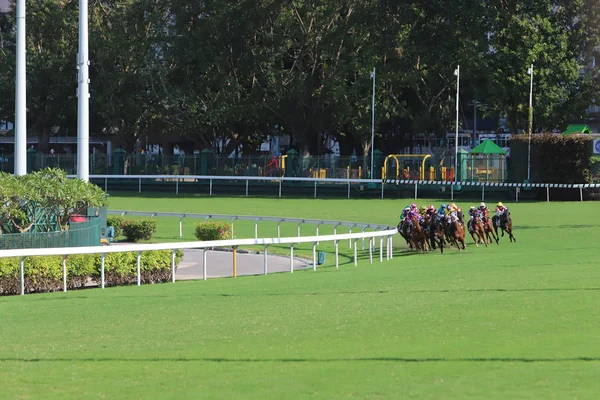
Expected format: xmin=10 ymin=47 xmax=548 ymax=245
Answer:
xmin=468 ymin=139 xmax=507 ymax=182
xmin=563 ymin=124 xmax=593 ymax=135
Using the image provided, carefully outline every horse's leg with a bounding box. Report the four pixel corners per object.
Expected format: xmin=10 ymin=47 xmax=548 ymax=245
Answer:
xmin=470 ymin=232 xmax=479 ymax=247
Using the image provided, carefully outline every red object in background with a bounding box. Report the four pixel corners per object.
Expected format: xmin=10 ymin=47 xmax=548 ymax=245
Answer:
xmin=70 ymin=214 xmax=87 ymax=223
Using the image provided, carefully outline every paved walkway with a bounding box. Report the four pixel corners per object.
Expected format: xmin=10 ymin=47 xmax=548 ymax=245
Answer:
xmin=176 ymin=249 xmax=311 ymax=280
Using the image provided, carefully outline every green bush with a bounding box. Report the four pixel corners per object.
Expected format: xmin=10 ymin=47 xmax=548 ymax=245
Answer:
xmin=107 ymin=216 xmax=124 ymax=238
xmin=122 ymin=218 xmax=158 ymax=242
xmin=195 ymin=222 xmax=233 ymax=241
xmin=0 ymin=250 xmax=183 ymax=295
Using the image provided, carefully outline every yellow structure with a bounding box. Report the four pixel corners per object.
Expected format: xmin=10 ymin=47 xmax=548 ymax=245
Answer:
xmin=382 ymin=154 xmax=432 ymax=180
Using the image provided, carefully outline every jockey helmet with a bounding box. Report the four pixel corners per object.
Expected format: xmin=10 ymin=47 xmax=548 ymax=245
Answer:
xmin=411 ymin=203 xmax=417 ymax=208
xmin=480 ymin=202 xmax=486 ymax=208
xmin=451 ymin=203 xmax=457 ymax=209
xmin=441 ymin=203 xmax=447 ymax=208
xmin=470 ymin=206 xmax=476 ymax=210
xmin=428 ymin=205 xmax=435 ymax=212
xmin=497 ymin=202 xmax=504 ymax=207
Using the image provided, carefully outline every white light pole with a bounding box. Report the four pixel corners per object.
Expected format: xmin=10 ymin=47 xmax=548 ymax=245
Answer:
xmin=454 ymin=65 xmax=460 ymax=183
xmin=77 ymin=0 xmax=90 ymax=182
xmin=370 ymin=68 xmax=376 ymax=178
xmin=14 ymin=0 xmax=27 ymax=175
xmin=527 ymin=64 xmax=533 ymax=182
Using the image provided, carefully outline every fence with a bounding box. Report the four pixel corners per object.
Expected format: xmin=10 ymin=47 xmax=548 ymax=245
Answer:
xmin=77 ymin=174 xmax=600 ymax=201
xmin=0 ymin=217 xmax=102 ymax=250
xmin=0 ymin=226 xmax=399 ymax=296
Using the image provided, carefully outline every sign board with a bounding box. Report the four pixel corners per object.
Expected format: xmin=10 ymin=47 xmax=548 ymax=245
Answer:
xmin=594 ymin=140 xmax=600 ymax=154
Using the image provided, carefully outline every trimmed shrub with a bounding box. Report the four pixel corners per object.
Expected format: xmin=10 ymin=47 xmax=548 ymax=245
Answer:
xmin=195 ymin=222 xmax=233 ymax=241
xmin=122 ymin=218 xmax=158 ymax=242
xmin=107 ymin=216 xmax=124 ymax=238
xmin=0 ymin=250 xmax=183 ymax=295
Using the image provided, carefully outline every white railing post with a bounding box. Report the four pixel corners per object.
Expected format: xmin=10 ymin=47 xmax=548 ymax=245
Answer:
xmin=297 ymin=221 xmax=302 ymax=237
xmin=254 ymin=218 xmax=260 ymax=239
xmin=369 ymin=238 xmax=373 ymax=264
xmin=138 ymin=178 xmax=141 ymax=193
xmin=546 ymin=185 xmax=550 ymax=202
xmin=312 ymin=242 xmax=317 ymax=271
xmin=179 ymin=216 xmax=184 ymax=238
xmin=390 ymin=236 xmax=393 ymax=259
xmin=101 ymin=253 xmax=106 ymax=289
xmin=171 ymin=250 xmax=176 ymax=283
xmin=335 ymin=240 xmax=339 ymax=268
xmin=62 ymin=255 xmax=67 ymax=292
xmin=279 ymin=179 xmax=282 ymax=197
xmin=290 ymin=244 xmax=294 ymax=273
xmin=277 ymin=219 xmax=284 ymax=239
xmin=379 ymin=237 xmax=383 ymax=262
xmin=264 ymin=245 xmax=268 ymax=275
xmin=20 ymin=257 xmax=24 ymax=296
xmin=203 ymin=250 xmax=207 ymax=280
xmin=314 ymin=180 xmax=317 ymax=198
xmin=246 ymin=179 xmax=249 ymax=197
xmin=414 ymin=182 xmax=418 ymax=199
xmin=231 ymin=217 xmax=237 ymax=239
xmin=137 ymin=251 xmax=141 ymax=286
xmin=209 ymin=179 xmax=213 ymax=195
xmin=353 ymin=239 xmax=358 ymax=266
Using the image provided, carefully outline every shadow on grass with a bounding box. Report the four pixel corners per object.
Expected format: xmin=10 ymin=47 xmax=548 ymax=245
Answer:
xmin=2 ymin=356 xmax=600 ymax=363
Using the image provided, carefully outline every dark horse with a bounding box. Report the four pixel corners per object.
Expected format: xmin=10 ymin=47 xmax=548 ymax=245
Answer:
xmin=409 ymin=214 xmax=428 ymax=253
xmin=492 ymin=209 xmax=516 ymax=242
xmin=468 ymin=212 xmax=488 ymax=248
xmin=397 ymin=219 xmax=413 ymax=249
xmin=425 ymin=213 xmax=445 ymax=254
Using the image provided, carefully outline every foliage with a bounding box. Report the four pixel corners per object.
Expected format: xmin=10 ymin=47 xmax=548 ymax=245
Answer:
xmin=121 ymin=218 xmax=158 ymax=242
xmin=194 ymin=222 xmax=234 ymax=241
xmin=0 ymin=250 xmax=182 ymax=295
xmin=106 ymin=216 xmax=124 ymax=238
xmin=511 ymin=133 xmax=592 ymax=183
xmin=0 ymin=168 xmax=106 ymax=234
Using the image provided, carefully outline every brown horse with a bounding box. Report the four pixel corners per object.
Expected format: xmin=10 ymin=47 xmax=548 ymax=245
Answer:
xmin=468 ymin=212 xmax=488 ymax=247
xmin=425 ymin=213 xmax=445 ymax=254
xmin=409 ymin=214 xmax=428 ymax=253
xmin=482 ymin=209 xmax=499 ymax=245
xmin=493 ymin=209 xmax=516 ymax=243
xmin=447 ymin=216 xmax=466 ymax=252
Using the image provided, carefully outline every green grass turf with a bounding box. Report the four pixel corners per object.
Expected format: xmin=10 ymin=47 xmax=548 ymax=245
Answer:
xmin=1 ymin=194 xmax=600 ymax=398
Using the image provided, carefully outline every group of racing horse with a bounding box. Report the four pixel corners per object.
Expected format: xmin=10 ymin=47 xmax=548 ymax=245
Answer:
xmin=397 ymin=202 xmax=516 ymax=254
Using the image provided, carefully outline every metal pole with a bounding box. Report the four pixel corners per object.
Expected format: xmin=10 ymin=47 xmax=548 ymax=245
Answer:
xmin=137 ymin=251 xmax=141 ymax=286
xmin=100 ymin=253 xmax=105 ymax=289
xmin=202 ymin=250 xmax=207 ymax=280
xmin=20 ymin=257 xmax=25 ymax=295
xmin=335 ymin=240 xmax=339 ymax=268
xmin=379 ymin=237 xmax=383 ymax=262
xmin=414 ymin=182 xmax=418 ymax=199
xmin=171 ymin=250 xmax=176 ymax=283
xmin=77 ymin=0 xmax=90 ymax=182
xmin=580 ymin=187 xmax=583 ymax=202
xmin=264 ymin=245 xmax=268 ymax=275
xmin=370 ymin=67 xmax=376 ymax=178
xmin=63 ymin=256 xmax=67 ymax=292
xmin=312 ymin=243 xmax=317 ymax=271
xmin=290 ymin=244 xmax=294 ymax=273
xmin=179 ymin=216 xmax=183 ymax=238
xmin=233 ymin=246 xmax=237 ymax=277
xmin=527 ymin=64 xmax=534 ymax=182
xmin=353 ymin=239 xmax=358 ymax=266
xmin=369 ymin=239 xmax=373 ymax=264
xmin=454 ymin=65 xmax=460 ymax=189
xmin=14 ymin=0 xmax=27 ymax=176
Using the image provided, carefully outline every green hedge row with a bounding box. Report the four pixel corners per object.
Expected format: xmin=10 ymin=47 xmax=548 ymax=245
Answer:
xmin=0 ymin=250 xmax=183 ymax=295
xmin=195 ymin=222 xmax=234 ymax=241
xmin=106 ymin=217 xmax=158 ymax=242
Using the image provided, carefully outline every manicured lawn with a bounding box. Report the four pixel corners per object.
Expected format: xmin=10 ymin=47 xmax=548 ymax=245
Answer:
xmin=1 ymin=194 xmax=599 ymax=399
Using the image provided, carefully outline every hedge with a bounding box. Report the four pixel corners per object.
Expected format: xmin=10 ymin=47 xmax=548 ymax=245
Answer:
xmin=107 ymin=216 xmax=124 ymax=238
xmin=195 ymin=222 xmax=234 ymax=241
xmin=0 ymin=250 xmax=183 ymax=295
xmin=122 ymin=218 xmax=158 ymax=242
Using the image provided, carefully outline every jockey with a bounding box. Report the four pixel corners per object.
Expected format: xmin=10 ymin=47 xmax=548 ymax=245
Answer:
xmin=478 ymin=202 xmax=489 ymax=220
xmin=419 ymin=205 xmax=428 ymax=217
xmin=437 ymin=203 xmax=447 ymax=218
xmin=400 ymin=206 xmax=411 ymax=221
xmin=426 ymin=204 xmax=436 ymax=218
xmin=468 ymin=206 xmax=477 ymax=232
xmin=495 ymin=202 xmax=508 ymax=227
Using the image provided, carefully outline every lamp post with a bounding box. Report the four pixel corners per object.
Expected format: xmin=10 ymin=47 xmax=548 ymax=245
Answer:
xmin=370 ymin=68 xmax=376 ymax=178
xmin=77 ymin=0 xmax=90 ymax=182
xmin=14 ymin=0 xmax=26 ymax=175
xmin=527 ymin=64 xmax=533 ymax=182
xmin=454 ymin=66 xmax=460 ymax=184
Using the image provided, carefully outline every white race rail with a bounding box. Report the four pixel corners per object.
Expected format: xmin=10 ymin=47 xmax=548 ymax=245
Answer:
xmin=0 ymin=229 xmax=398 ymax=296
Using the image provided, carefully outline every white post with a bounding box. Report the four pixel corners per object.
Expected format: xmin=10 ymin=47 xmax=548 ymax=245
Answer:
xmin=314 ymin=180 xmax=317 ymax=198
xmin=546 ymin=185 xmax=550 ymax=202
xmin=335 ymin=240 xmax=339 ymax=268
xmin=138 ymin=178 xmax=141 ymax=193
xmin=176 ymin=178 xmax=179 ymax=195
xmin=264 ymin=245 xmax=268 ymax=275
xmin=580 ymin=187 xmax=583 ymax=202
xmin=312 ymin=243 xmax=317 ymax=271
xmin=370 ymin=67 xmax=376 ymax=178
xmin=527 ymin=64 xmax=534 ymax=182
xmin=353 ymin=239 xmax=358 ymax=266
xmin=209 ymin=179 xmax=213 ymax=195
xmin=386 ymin=236 xmax=390 ymax=260
xmin=297 ymin=221 xmax=302 ymax=237
xmin=254 ymin=219 xmax=259 ymax=239
xmin=171 ymin=250 xmax=176 ymax=283
xmin=246 ymin=179 xmax=249 ymax=196
xmin=279 ymin=179 xmax=282 ymax=197
xmin=454 ymin=65 xmax=460 ymax=189
xmin=179 ymin=216 xmax=184 ymax=238
xmin=100 ymin=253 xmax=105 ymax=289
xmin=379 ymin=237 xmax=383 ymax=262
xmin=390 ymin=235 xmax=393 ymax=259
xmin=369 ymin=239 xmax=373 ymax=264
xmin=20 ymin=257 xmax=25 ymax=295
xmin=203 ymin=250 xmax=207 ymax=280
xmin=414 ymin=182 xmax=418 ymax=199
xmin=136 ymin=251 xmax=141 ymax=286
xmin=77 ymin=0 xmax=90 ymax=182
xmin=516 ymin=186 xmax=519 ymax=202
xmin=62 ymin=256 xmax=67 ymax=292
xmin=290 ymin=244 xmax=294 ymax=273
xmin=15 ymin=0 xmax=27 ymax=176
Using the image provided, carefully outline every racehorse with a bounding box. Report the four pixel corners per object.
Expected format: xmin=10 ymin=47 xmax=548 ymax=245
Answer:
xmin=492 ymin=209 xmax=516 ymax=242
xmin=446 ymin=215 xmax=466 ymax=252
xmin=482 ymin=209 xmax=499 ymax=245
xmin=468 ymin=212 xmax=488 ymax=247
xmin=409 ymin=214 xmax=428 ymax=253
xmin=425 ymin=213 xmax=445 ymax=254
xmin=397 ymin=220 xmax=413 ymax=250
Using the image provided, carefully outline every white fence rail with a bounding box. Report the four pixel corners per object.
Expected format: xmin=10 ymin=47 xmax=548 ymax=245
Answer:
xmin=0 ymin=228 xmax=398 ymax=296
xmin=70 ymin=174 xmax=600 ymax=201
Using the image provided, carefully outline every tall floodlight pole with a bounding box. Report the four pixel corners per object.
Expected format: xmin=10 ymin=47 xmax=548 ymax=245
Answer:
xmin=370 ymin=68 xmax=376 ymax=178
xmin=527 ymin=64 xmax=534 ymax=181
xmin=77 ymin=0 xmax=90 ymax=182
xmin=454 ymin=66 xmax=460 ymax=184
xmin=14 ymin=0 xmax=27 ymax=175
